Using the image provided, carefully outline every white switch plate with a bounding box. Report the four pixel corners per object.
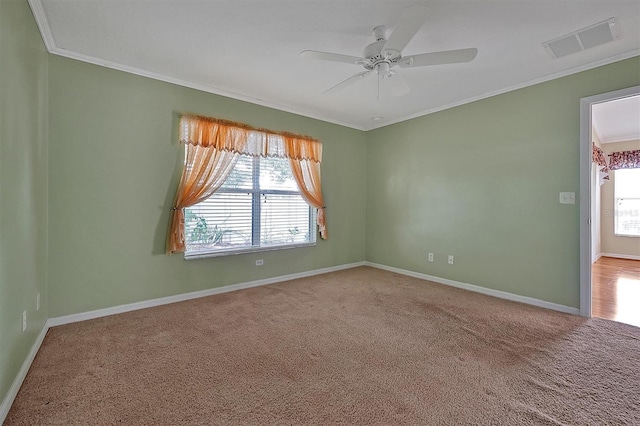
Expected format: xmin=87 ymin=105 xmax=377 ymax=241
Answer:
xmin=428 ymin=253 xmax=434 ymax=262
xmin=22 ymin=311 xmax=27 ymax=332
xmin=448 ymin=255 xmax=454 ymax=265
xmin=559 ymin=192 xmax=576 ymax=204
xmin=255 ymin=259 xmax=264 ymax=266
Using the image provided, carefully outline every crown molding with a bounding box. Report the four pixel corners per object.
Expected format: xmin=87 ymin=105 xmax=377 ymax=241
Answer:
xmin=27 ymin=0 xmax=640 ymax=133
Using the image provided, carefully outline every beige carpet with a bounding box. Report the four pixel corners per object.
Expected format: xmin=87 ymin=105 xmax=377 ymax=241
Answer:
xmin=6 ymin=267 xmax=640 ymax=425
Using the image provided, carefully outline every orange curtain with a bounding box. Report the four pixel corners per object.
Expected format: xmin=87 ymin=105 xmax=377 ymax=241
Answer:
xmin=167 ymin=114 xmax=327 ymax=254
xmin=179 ymin=114 xmax=321 ymax=161
xmin=166 ymin=145 xmax=238 ymax=254
xmin=285 ymin=136 xmax=328 ymax=239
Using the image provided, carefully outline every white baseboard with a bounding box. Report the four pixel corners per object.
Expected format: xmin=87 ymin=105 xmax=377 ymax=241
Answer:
xmin=365 ymin=262 xmax=580 ymax=316
xmin=0 ymin=323 xmax=49 ymax=424
xmin=600 ymin=253 xmax=640 ymax=261
xmin=49 ymin=261 xmax=366 ymax=327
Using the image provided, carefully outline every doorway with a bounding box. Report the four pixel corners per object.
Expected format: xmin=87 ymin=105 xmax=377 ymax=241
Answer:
xmin=580 ymin=86 xmax=640 ymax=327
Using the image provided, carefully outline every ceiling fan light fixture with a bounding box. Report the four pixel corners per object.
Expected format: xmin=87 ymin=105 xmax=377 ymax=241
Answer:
xmin=377 ymin=62 xmax=391 ymax=78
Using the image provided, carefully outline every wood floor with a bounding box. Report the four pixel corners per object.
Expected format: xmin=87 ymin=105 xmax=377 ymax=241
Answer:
xmin=592 ymin=256 xmax=640 ymax=328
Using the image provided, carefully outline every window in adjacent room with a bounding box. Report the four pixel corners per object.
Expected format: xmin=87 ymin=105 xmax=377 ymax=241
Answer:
xmin=184 ymin=154 xmax=316 ymax=256
xmin=614 ymin=168 xmax=640 ymax=237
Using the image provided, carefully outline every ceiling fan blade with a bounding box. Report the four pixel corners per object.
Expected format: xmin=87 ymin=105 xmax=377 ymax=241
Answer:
xmin=382 ymin=5 xmax=429 ymax=54
xmin=300 ymin=50 xmax=364 ymax=65
xmin=323 ymin=70 xmax=371 ymax=94
xmin=399 ymin=48 xmax=478 ymax=68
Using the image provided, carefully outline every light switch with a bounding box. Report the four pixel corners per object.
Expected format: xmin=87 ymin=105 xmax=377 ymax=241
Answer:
xmin=559 ymin=192 xmax=576 ymax=204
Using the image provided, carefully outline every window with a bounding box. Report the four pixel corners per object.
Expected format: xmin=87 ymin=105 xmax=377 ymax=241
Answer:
xmin=184 ymin=154 xmax=316 ymax=257
xmin=614 ymin=168 xmax=640 ymax=237
xmin=166 ymin=114 xmax=327 ymax=256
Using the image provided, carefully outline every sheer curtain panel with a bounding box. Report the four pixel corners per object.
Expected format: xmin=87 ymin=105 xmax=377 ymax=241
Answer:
xmin=166 ymin=144 xmax=239 ymax=254
xmin=285 ymin=136 xmax=328 ymax=239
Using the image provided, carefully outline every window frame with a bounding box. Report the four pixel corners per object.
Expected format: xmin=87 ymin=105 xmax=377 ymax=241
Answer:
xmin=184 ymin=155 xmax=317 ymax=260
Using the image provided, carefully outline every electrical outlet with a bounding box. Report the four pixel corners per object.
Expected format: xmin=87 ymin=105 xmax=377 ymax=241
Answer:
xmin=22 ymin=311 xmax=27 ymax=332
xmin=36 ymin=293 xmax=40 ymax=311
xmin=428 ymin=253 xmax=434 ymax=262
xmin=448 ymin=255 xmax=454 ymax=265
xmin=255 ymin=259 xmax=264 ymax=266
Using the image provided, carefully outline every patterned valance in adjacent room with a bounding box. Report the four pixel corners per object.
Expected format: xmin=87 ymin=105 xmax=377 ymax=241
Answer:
xmin=592 ymin=142 xmax=609 ymax=185
xmin=608 ymin=149 xmax=640 ymax=170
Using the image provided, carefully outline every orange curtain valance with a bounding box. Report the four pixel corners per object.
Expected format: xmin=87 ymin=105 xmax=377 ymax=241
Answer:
xmin=180 ymin=114 xmax=322 ymax=163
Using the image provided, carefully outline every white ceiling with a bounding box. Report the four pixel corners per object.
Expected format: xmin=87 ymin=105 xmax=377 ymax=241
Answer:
xmin=592 ymin=95 xmax=640 ymax=143
xmin=30 ymin=0 xmax=640 ymax=131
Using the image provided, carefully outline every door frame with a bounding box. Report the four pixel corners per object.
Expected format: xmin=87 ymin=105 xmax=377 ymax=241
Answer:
xmin=579 ymin=85 xmax=640 ymax=317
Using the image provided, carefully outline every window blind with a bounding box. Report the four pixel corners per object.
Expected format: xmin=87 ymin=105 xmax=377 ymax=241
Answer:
xmin=184 ymin=154 xmax=315 ymax=255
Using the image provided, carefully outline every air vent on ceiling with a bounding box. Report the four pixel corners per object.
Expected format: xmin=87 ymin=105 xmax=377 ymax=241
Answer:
xmin=542 ymin=18 xmax=619 ymax=59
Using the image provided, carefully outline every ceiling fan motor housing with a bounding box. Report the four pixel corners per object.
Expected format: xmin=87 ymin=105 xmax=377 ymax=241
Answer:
xmin=363 ymin=37 xmax=401 ymax=71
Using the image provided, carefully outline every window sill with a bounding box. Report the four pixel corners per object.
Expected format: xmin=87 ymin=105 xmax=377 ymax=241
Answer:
xmin=613 ymin=234 xmax=640 ymax=238
xmin=184 ymin=242 xmax=316 ymax=260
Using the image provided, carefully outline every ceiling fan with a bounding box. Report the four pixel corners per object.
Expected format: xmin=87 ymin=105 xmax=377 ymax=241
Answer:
xmin=300 ymin=5 xmax=478 ymax=100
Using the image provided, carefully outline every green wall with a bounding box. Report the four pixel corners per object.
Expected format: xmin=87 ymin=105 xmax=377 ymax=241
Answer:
xmin=47 ymin=54 xmax=639 ymax=317
xmin=366 ymin=57 xmax=640 ymax=308
xmin=47 ymin=56 xmax=367 ymax=317
xmin=0 ymin=0 xmax=49 ymax=408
